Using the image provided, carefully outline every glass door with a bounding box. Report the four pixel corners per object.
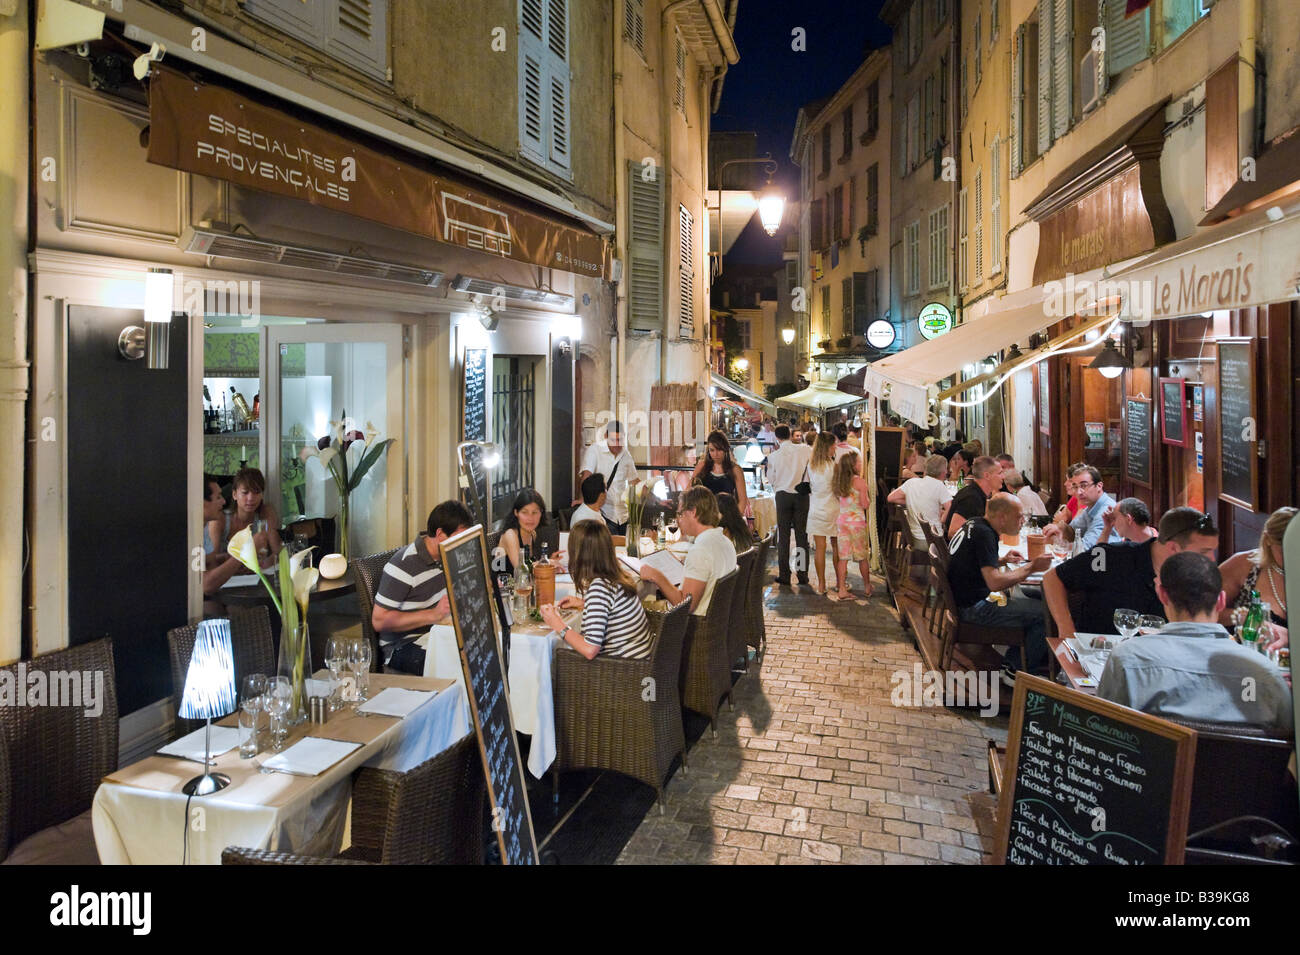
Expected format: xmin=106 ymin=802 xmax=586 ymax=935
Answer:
xmin=264 ymin=324 xmax=405 ymax=557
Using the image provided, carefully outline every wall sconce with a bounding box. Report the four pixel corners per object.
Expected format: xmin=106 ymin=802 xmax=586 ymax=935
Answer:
xmin=781 ymin=323 xmax=795 ymax=345
xmin=557 ymin=338 xmax=573 ymax=358
xmin=144 ymin=267 xmax=174 ymax=370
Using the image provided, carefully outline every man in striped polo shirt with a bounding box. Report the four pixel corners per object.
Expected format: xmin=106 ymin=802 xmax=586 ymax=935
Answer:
xmin=371 ymin=500 xmax=473 ymax=674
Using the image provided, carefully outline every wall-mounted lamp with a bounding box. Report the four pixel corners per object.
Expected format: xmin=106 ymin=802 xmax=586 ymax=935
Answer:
xmin=781 ymin=323 xmax=795 ymax=345
xmin=144 ymin=267 xmax=174 ymax=370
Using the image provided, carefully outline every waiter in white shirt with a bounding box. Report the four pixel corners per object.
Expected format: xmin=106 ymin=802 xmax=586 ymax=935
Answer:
xmin=578 ymin=419 xmax=639 ymax=534
xmin=765 ymin=424 xmax=814 ymax=587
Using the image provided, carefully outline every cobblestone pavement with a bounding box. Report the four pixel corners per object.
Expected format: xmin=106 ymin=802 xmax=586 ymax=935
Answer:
xmin=616 ymin=573 xmax=1009 ymax=864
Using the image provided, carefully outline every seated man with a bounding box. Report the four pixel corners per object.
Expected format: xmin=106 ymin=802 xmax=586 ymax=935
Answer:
xmin=1042 ymin=507 xmax=1219 ymax=642
xmin=1043 ymin=465 xmax=1121 ymax=551
xmin=887 ymin=452 xmax=952 ymax=549
xmin=371 ymin=500 xmax=473 ymax=674
xmin=571 ymin=473 xmax=606 ymax=528
xmin=1100 ymin=496 xmax=1158 ymax=543
xmin=639 ymin=486 xmax=736 ymax=615
xmin=1003 ymin=469 xmax=1047 ymax=518
xmin=946 ymin=493 xmax=1054 ymax=681
xmin=1098 ymin=552 xmax=1292 ymax=732
xmin=944 ymin=455 xmax=1003 ymax=538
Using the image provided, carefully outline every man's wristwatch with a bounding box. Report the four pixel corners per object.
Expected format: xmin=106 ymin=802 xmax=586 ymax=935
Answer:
xmin=559 ymin=624 xmax=573 ymax=639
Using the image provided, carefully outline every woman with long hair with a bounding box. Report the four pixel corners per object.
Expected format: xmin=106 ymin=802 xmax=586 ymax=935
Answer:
xmin=226 ymin=467 xmax=281 ymax=564
xmin=716 ymin=492 xmax=753 ymax=552
xmin=500 ymin=488 xmax=560 ymax=574
xmin=1220 ymin=506 xmax=1295 ymax=645
xmin=806 ymin=430 xmax=842 ymax=596
xmin=539 ymin=521 xmax=653 ymax=659
xmin=690 ymin=430 xmax=748 ymax=516
xmin=830 ymin=451 xmax=872 ymax=602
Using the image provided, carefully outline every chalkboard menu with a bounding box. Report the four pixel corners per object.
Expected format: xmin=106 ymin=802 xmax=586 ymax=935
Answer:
xmin=994 ymin=675 xmax=1196 ymax=866
xmin=460 ymin=443 xmax=490 ymax=527
xmin=873 ymin=426 xmax=906 ymax=484
xmin=463 ymin=348 xmax=487 ymax=441
xmin=1217 ymin=339 xmax=1257 ymax=510
xmin=1038 ymin=363 xmax=1050 ymax=435
xmin=1159 ymin=378 xmax=1189 ymax=447
xmin=1123 ymin=397 xmax=1152 ymax=488
xmin=440 ymin=526 xmax=538 ymax=866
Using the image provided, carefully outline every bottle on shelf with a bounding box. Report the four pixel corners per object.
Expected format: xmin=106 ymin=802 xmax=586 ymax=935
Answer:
xmin=230 ymin=387 xmax=253 ymax=427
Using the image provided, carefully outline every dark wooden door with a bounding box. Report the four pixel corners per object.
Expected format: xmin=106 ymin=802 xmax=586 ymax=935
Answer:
xmin=67 ymin=306 xmax=189 ymax=715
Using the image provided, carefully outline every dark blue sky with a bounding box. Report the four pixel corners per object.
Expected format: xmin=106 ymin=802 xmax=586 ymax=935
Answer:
xmin=716 ymin=0 xmax=891 ymax=264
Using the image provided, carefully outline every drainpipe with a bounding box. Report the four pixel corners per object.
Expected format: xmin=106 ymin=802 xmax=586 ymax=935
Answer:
xmin=0 ymin=1 xmax=29 ymax=664
xmin=613 ymin=0 xmax=627 ymax=427
xmin=1238 ymin=0 xmax=1258 ymax=172
xmin=659 ymin=2 xmax=690 ymax=395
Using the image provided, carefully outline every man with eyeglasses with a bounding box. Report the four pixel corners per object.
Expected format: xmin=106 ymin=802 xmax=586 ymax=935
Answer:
xmin=1043 ymin=507 xmax=1220 ymax=644
xmin=1042 ymin=465 xmax=1121 ymax=552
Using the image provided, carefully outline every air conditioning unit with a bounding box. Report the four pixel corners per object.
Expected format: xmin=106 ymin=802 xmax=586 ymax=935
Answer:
xmin=1079 ymin=48 xmax=1105 ymax=115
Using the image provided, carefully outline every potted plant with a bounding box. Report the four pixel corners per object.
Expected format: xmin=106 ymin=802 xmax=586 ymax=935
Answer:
xmin=817 ymin=338 xmax=832 ymax=351
xmin=300 ymin=413 xmax=395 ymax=560
xmin=836 ymin=335 xmax=853 ymax=350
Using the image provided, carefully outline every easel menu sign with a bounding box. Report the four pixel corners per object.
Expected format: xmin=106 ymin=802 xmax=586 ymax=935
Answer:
xmin=1123 ymin=397 xmax=1152 ymax=488
xmin=463 ymin=348 xmax=487 ymax=442
xmin=439 ymin=526 xmax=538 ymax=865
xmin=994 ymin=674 xmax=1196 ymax=865
xmin=1217 ymin=339 xmax=1257 ymax=510
xmin=873 ymin=426 xmax=906 ymax=484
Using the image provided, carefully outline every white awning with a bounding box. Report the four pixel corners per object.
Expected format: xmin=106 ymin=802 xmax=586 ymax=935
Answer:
xmin=710 ymin=372 xmax=776 ymax=411
xmin=775 ymin=380 xmax=862 ymax=413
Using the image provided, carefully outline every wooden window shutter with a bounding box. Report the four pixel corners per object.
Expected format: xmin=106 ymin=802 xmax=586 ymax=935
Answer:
xmin=627 ymin=159 xmax=663 ymax=332
xmin=1036 ymin=0 xmax=1054 ymax=155
xmin=1051 ymin=0 xmax=1073 ymax=141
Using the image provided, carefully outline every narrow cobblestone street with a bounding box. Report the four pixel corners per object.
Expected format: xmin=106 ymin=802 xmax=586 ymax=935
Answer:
xmin=617 ymin=575 xmax=1007 ymax=864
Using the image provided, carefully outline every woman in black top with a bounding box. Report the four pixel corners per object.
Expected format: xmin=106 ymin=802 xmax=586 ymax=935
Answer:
xmin=499 ymin=488 xmax=561 ymax=575
xmin=690 ymin=430 xmax=748 ymax=516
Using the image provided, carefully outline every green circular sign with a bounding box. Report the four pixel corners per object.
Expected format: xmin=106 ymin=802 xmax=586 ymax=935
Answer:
xmin=917 ymin=302 xmax=953 ymax=341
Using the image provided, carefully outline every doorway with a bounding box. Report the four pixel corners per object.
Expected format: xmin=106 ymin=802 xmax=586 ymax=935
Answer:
xmin=492 ymin=355 xmax=539 ymax=522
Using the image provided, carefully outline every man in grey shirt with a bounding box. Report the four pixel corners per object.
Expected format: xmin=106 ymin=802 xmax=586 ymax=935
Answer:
xmin=1098 ymin=552 xmax=1292 ymax=732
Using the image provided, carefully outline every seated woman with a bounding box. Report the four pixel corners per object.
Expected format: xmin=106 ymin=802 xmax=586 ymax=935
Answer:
xmin=1220 ymin=506 xmax=1295 ymax=647
xmin=672 ymin=445 xmax=699 ymax=494
xmin=716 ymin=492 xmax=754 ymax=552
xmin=690 ymin=430 xmax=749 ymax=516
xmin=500 ymin=488 xmax=561 ymax=574
xmin=200 ymin=477 xmax=242 ymax=613
xmin=539 ymin=520 xmax=653 ymax=659
xmin=226 ymin=467 xmax=281 ymax=566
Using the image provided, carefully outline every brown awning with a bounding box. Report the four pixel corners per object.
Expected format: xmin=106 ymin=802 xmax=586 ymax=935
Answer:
xmin=1201 ymin=128 xmax=1300 ymax=224
xmin=837 ymin=366 xmax=866 ymax=397
xmin=146 ymin=67 xmax=610 ymax=281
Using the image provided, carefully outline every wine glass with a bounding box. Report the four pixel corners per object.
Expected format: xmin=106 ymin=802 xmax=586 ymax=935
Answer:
xmin=348 ymin=640 xmax=372 ymax=705
xmin=1113 ymin=608 xmax=1140 ymax=642
xmin=1138 ymin=614 xmax=1166 ymax=635
xmin=264 ymin=677 xmax=291 ymax=753
xmin=325 ymin=636 xmax=347 ymax=710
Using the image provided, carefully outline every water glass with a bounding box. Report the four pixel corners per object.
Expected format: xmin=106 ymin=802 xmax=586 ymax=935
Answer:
xmin=265 ymin=677 xmax=291 ymax=752
xmin=325 ymin=636 xmax=347 ymax=709
xmin=238 ymin=707 xmax=259 ymax=758
xmin=1113 ymin=608 xmax=1140 ymax=640
xmin=348 ymin=641 xmax=372 ymax=704
xmin=1138 ymin=614 xmax=1166 ymax=634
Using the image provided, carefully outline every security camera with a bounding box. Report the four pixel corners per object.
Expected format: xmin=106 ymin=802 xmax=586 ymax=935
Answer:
xmin=132 ymin=42 xmax=165 ymax=81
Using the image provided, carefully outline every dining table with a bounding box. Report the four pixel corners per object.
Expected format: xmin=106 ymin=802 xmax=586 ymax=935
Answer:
xmin=92 ymin=672 xmax=467 ymax=865
xmin=218 ymin=567 xmax=357 ymax=606
xmin=748 ymin=491 xmax=777 ymax=539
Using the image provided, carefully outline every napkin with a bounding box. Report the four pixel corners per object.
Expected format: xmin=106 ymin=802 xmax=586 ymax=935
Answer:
xmin=158 ymin=725 xmax=242 ymax=762
xmin=221 ymin=574 xmax=263 ymax=589
xmin=356 ymin=686 xmax=438 ymax=718
xmin=261 ymin=737 xmax=361 ymax=776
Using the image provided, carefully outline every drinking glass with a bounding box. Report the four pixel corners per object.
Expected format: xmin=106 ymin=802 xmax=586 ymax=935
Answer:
xmin=241 ymin=673 xmax=267 ymax=751
xmin=1050 ymin=537 xmax=1071 ymax=562
xmin=348 ymin=640 xmax=372 ymax=704
xmin=1138 ymin=614 xmax=1165 ymax=634
xmin=265 ymin=677 xmax=291 ymax=753
xmin=238 ymin=707 xmax=259 ymax=759
xmin=252 ymin=518 xmax=271 ymax=559
xmin=325 ymin=636 xmax=347 ymax=709
xmin=1113 ymin=609 xmax=1140 ymax=640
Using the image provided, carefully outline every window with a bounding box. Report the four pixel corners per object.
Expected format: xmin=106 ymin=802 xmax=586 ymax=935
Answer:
xmin=627 ymin=160 xmax=662 ymax=331
xmin=989 ymin=139 xmax=1002 ymax=275
xmin=907 ymin=92 xmax=921 ymax=168
xmin=928 ymin=204 xmax=949 ymax=290
xmin=848 ymin=176 xmax=856 ymax=234
xmin=832 ymin=184 xmax=845 ymax=242
xmin=679 ymin=204 xmax=694 ymax=336
xmin=821 ymin=124 xmax=832 ymax=177
xmin=245 ymin=0 xmax=390 ymax=82
xmin=786 ymin=259 xmax=798 ymax=286
xmin=974 ymin=15 xmax=982 ymax=88
xmin=674 ymin=31 xmax=687 ymax=115
xmin=1010 ymin=23 xmax=1024 ymax=177
xmin=958 ymin=187 xmax=969 ymax=291
xmin=852 ymin=270 xmax=879 ymax=337
xmin=908 ymin=1 xmax=923 ymax=65
xmin=905 ymin=220 xmax=921 ymax=295
xmin=960 ymin=57 xmax=968 ymax=123
xmin=990 ymin=0 xmax=1000 ymax=43
xmin=737 ymin=318 xmax=751 ymax=350
xmin=1162 ymin=0 xmax=1210 ymax=48
xmin=841 ymin=276 xmax=853 ymax=334
xmin=1035 ymin=0 xmax=1075 ymax=154
xmin=624 ymin=0 xmax=645 ymax=59
xmin=811 ymin=197 xmax=826 ymax=249
xmin=898 ymin=100 xmax=911 ymax=177
xmin=973 ymin=168 xmax=984 ymax=282
xmin=842 ymin=109 xmax=853 ymax=159
xmin=518 ymin=0 xmax=571 ymax=177
xmin=865 ymin=81 xmax=880 ymax=138
xmin=821 ymin=285 xmax=831 ymax=331
xmin=865 ymin=164 xmax=879 ymax=233
xmin=1018 ymin=19 xmax=1041 ymax=168
xmin=1105 ymin=0 xmax=1150 ymax=75
xmin=923 ymin=72 xmax=936 ymax=153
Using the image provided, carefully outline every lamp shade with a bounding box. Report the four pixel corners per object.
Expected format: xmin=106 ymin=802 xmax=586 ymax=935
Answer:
xmin=1088 ymin=339 xmax=1131 ymax=379
xmin=757 ymin=188 xmax=785 ymax=236
xmin=144 ymin=268 xmax=173 ymax=323
xmin=178 ymin=619 xmax=237 ymax=721
xmin=781 ymin=324 xmax=795 ymax=345
xmin=744 ymin=442 xmax=765 ymax=465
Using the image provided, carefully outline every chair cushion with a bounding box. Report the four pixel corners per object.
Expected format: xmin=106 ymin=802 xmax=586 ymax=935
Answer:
xmin=2 ymin=810 xmax=99 ymax=866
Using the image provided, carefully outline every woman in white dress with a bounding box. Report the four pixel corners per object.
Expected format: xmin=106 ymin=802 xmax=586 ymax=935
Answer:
xmin=806 ymin=430 xmax=842 ymax=596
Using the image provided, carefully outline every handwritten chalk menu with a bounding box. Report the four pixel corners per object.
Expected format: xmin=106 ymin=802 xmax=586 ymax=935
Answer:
xmin=1159 ymin=378 xmax=1189 ymax=447
xmin=439 ymin=526 xmax=538 ymax=865
xmin=1123 ymin=397 xmax=1152 ymax=488
xmin=463 ymin=348 xmax=487 ymax=442
xmin=874 ymin=426 xmax=906 ymax=484
xmin=993 ymin=674 xmax=1195 ymax=866
xmin=1217 ymin=339 xmax=1257 ymax=509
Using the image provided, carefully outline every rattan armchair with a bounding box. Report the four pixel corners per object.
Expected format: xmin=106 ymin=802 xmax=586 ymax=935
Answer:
xmin=551 ymin=598 xmax=692 ymax=813
xmin=0 ymin=638 xmax=118 ymax=864
xmin=744 ymin=532 xmax=774 ymax=658
xmin=679 ymin=568 xmax=739 ymax=734
xmin=167 ymin=605 xmax=275 ymax=736
xmin=221 ymin=847 xmax=370 ymax=865
xmin=727 ymin=547 xmax=758 ymax=673
xmin=353 ymin=548 xmax=399 ymax=673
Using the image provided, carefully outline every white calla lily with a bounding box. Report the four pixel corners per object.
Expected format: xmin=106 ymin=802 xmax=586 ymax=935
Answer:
xmin=293 ymin=566 xmax=320 ymax=616
xmin=316 ymin=446 xmax=339 ymax=469
xmin=227 ymin=526 xmax=260 ymax=573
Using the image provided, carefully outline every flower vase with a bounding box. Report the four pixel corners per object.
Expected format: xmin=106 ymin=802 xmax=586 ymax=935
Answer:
xmin=338 ymin=495 xmax=350 ymax=561
xmin=625 ymin=524 xmax=641 ymax=557
xmin=277 ymin=621 xmax=311 ymax=726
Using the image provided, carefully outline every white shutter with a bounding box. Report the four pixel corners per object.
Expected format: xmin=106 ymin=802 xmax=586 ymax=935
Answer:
xmin=624 ymin=0 xmax=645 ymax=58
xmin=1103 ymin=0 xmax=1150 ymax=76
xmin=990 ymin=140 xmax=1002 ymax=275
xmin=246 ymin=0 xmax=389 ymax=82
xmin=958 ymin=187 xmax=969 ymax=292
xmin=519 ymin=45 xmax=546 ymax=161
xmin=549 ymin=73 xmax=570 ymax=169
xmin=547 ymin=0 xmax=567 ymax=60
xmin=627 ymin=160 xmax=663 ymax=331
xmin=679 ymin=205 xmax=695 ymax=337
xmin=675 ymin=33 xmax=687 ymax=113
xmin=973 ymin=168 xmax=984 ymax=282
xmin=1010 ymin=24 xmax=1023 ymax=178
xmin=1051 ymin=0 xmax=1072 ymax=141
xmin=1036 ymin=0 xmax=1053 ymax=155
xmin=521 ymin=0 xmax=544 ymax=40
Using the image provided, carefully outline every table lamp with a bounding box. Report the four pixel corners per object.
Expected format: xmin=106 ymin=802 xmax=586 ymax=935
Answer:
xmin=744 ymin=442 xmax=766 ymax=491
xmin=179 ymin=618 xmax=238 ymax=796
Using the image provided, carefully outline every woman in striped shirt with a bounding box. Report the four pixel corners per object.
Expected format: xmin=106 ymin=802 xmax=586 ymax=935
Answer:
xmin=539 ymin=521 xmax=653 ymax=659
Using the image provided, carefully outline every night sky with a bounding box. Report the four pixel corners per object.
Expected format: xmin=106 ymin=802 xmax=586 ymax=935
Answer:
xmin=717 ymin=0 xmax=891 ymax=265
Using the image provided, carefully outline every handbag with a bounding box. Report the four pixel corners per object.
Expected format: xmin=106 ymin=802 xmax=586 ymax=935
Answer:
xmin=795 ymin=463 xmax=811 ymax=496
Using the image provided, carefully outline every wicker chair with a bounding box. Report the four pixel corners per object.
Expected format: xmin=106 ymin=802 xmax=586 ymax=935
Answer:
xmin=930 ymin=563 xmax=1026 ymax=672
xmin=221 ymin=848 xmax=369 ymax=865
xmin=0 ymin=638 xmax=118 ymax=864
xmin=727 ymin=546 xmax=758 ymax=673
xmin=745 ymin=532 xmax=774 ymax=657
xmin=552 ymin=598 xmax=692 ymax=813
xmin=679 ymin=568 xmax=739 ymax=734
xmin=353 ymin=548 xmax=400 ymax=673
xmin=167 ymin=606 xmax=276 ymax=736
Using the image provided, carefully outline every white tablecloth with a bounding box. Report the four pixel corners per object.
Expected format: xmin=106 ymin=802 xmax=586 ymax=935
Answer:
xmin=92 ymin=677 xmax=467 ymax=865
xmin=750 ymin=493 xmax=777 ymax=539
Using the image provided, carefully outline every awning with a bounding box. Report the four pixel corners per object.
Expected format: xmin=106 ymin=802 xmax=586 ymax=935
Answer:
xmin=837 ymin=366 xmax=867 ymax=397
xmin=1111 ymin=196 xmax=1300 ymax=319
xmin=775 ymin=381 xmax=863 ymax=413
xmin=146 ymin=67 xmax=610 ymax=281
xmin=710 ymin=373 xmax=776 ymax=411
xmin=1202 ymin=130 xmax=1300 ymax=224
